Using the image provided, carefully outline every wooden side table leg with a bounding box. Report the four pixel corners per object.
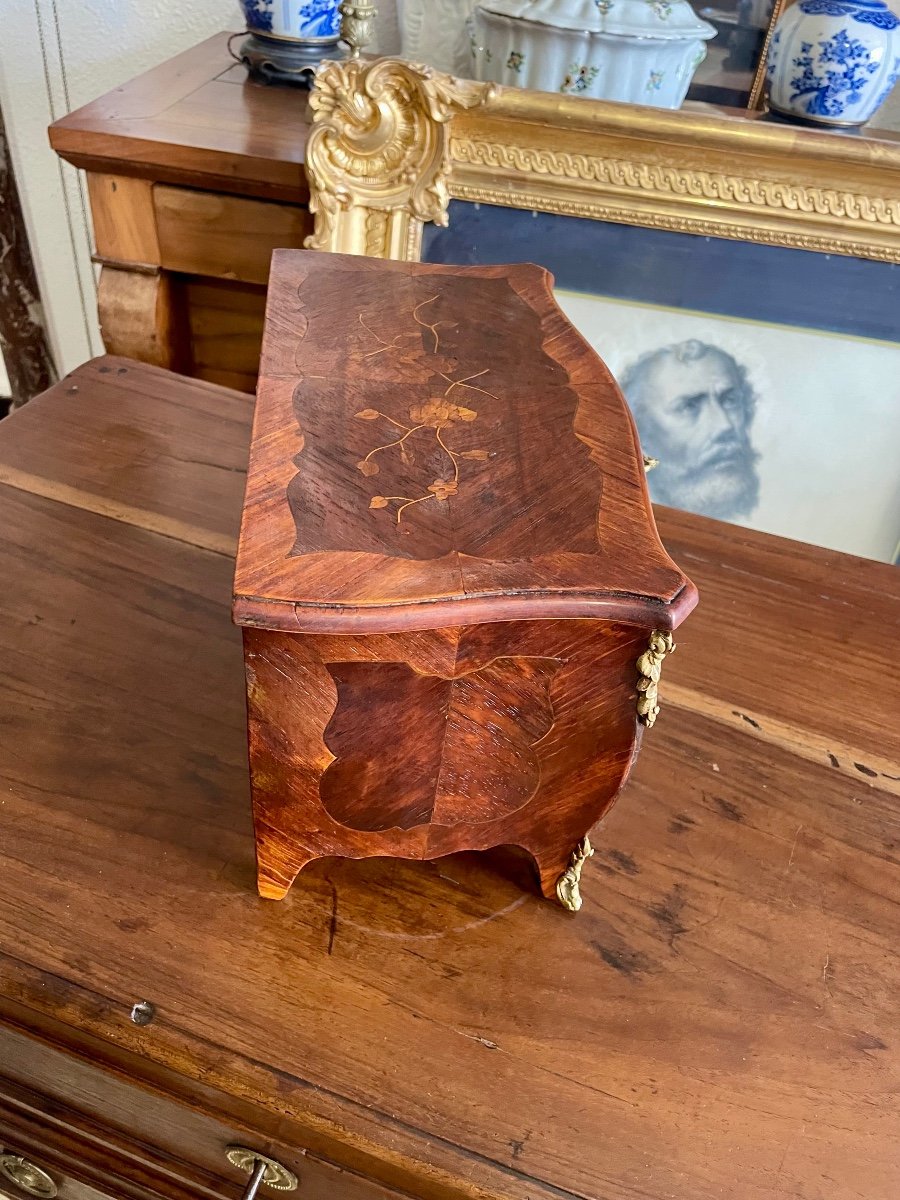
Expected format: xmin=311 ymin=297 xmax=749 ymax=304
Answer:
xmin=97 ymin=266 xmax=185 ymax=370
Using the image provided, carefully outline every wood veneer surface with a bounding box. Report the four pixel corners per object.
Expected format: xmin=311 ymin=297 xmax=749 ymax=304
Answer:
xmin=235 ymin=252 xmax=696 ymax=633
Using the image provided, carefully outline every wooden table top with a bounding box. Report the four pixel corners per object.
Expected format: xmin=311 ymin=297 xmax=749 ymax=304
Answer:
xmin=48 ymin=34 xmax=311 ymax=202
xmin=1 ymin=357 xmax=898 ymax=1200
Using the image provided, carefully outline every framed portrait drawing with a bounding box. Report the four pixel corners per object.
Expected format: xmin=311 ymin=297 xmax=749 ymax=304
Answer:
xmin=423 ymin=206 xmax=900 ymax=562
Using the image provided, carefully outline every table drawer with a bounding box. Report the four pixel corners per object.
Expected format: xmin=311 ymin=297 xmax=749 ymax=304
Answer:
xmin=0 ymin=1139 xmax=117 ymax=1200
xmin=0 ymin=1027 xmax=410 ymax=1200
xmin=1 ymin=1081 xmax=257 ymax=1200
xmin=155 ymin=187 xmax=313 ymax=286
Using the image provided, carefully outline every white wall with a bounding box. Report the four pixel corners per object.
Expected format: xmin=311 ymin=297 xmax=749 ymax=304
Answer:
xmin=0 ymin=0 xmax=400 ymax=378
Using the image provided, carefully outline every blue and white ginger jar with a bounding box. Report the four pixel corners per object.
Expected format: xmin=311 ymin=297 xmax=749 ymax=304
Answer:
xmin=239 ymin=0 xmax=343 ymax=43
xmin=767 ymin=0 xmax=900 ymax=125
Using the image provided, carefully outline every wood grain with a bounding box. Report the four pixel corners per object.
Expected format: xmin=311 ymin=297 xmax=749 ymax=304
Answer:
xmin=237 ymin=254 xmax=696 ymax=900
xmin=87 ymin=175 xmax=161 ymax=266
xmin=321 ymin=656 xmax=562 ymax=829
xmin=155 ymin=186 xmax=313 ymax=285
xmin=659 ymin=506 xmax=900 ymax=776
xmin=51 ymin=37 xmax=313 ymax=394
xmin=0 ymin=359 xmax=897 ymax=1200
xmin=49 ymin=37 xmax=311 ymax=204
xmin=0 ymin=1028 xmax=408 ymax=1200
xmin=235 ymin=251 xmax=697 ymax=631
xmin=245 ymin=619 xmax=648 ymax=900
xmin=182 ymin=277 xmax=267 ymax=393
xmin=0 ymin=356 xmax=250 ymax=548
xmin=97 ymin=267 xmax=186 ymax=371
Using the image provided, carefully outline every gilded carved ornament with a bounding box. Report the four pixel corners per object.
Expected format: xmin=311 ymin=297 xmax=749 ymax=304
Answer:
xmin=339 ymin=1 xmax=378 ymax=59
xmin=304 ymin=59 xmax=493 ymax=258
xmin=449 ymin=137 xmax=900 ymax=229
xmin=448 ymin=179 xmax=900 ymax=261
xmin=556 ymin=837 xmax=594 ymax=913
xmin=636 ymin=631 xmax=675 ymax=729
xmin=300 ymin=53 xmax=900 ymax=265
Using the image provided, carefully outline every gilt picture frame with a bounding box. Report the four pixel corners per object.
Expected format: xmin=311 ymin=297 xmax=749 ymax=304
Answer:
xmin=302 ymin=57 xmax=900 ymax=559
xmin=304 ymin=57 xmax=900 ymax=264
xmin=423 ymin=204 xmax=900 ymax=560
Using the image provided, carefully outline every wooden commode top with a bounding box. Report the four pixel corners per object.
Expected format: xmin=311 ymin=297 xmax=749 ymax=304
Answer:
xmin=233 ymin=251 xmax=696 ymax=634
xmin=0 ymin=357 xmax=897 ymax=1200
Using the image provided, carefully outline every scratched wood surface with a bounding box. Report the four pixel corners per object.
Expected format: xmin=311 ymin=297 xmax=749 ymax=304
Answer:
xmin=1 ymin=359 xmax=898 ymax=1200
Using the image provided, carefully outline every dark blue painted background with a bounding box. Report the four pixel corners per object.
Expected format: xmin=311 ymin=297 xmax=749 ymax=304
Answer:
xmin=423 ymin=203 xmax=900 ymax=343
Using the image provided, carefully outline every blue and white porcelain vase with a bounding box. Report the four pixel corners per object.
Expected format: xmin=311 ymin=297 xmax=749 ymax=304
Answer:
xmin=237 ymin=1 xmax=346 ymax=85
xmin=766 ymin=0 xmax=900 ymax=126
xmin=239 ymin=0 xmax=343 ymax=44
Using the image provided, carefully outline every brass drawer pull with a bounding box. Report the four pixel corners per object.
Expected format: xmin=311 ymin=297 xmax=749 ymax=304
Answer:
xmin=226 ymin=1146 xmax=298 ymax=1198
xmin=0 ymin=1153 xmax=58 ymax=1199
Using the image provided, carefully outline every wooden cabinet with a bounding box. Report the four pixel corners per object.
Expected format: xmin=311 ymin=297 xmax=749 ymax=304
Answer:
xmin=0 ymin=1026 xmax=402 ymax=1200
xmin=235 ymin=251 xmax=697 ymax=904
xmin=51 ymin=36 xmax=314 ymax=393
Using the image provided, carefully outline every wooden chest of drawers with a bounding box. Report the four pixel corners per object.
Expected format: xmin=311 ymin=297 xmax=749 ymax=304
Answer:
xmin=50 ymin=35 xmax=314 ymax=394
xmin=1 ymin=358 xmax=898 ymax=1200
xmin=0 ymin=1023 xmax=401 ymax=1200
xmin=234 ymin=252 xmax=696 ymax=905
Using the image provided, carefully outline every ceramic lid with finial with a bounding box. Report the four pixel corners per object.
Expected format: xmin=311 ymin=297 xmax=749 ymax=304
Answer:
xmin=477 ymin=0 xmax=716 ymax=40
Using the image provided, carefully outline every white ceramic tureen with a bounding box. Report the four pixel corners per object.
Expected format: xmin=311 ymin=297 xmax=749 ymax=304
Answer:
xmin=469 ymin=0 xmax=716 ymax=108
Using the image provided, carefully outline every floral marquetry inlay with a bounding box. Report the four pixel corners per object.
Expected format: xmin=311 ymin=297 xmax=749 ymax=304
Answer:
xmin=352 ymin=296 xmax=498 ymax=524
xmin=267 ymin=255 xmax=674 ymax=576
xmin=357 ymin=397 xmax=492 ymax=523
